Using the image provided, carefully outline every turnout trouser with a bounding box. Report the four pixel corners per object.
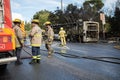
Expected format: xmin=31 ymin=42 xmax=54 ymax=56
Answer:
xmin=60 ymin=37 xmax=66 ymax=46
xmin=15 ymin=47 xmax=22 ymax=62
xmin=32 ymin=47 xmax=41 ymax=60
xmin=45 ymin=43 xmax=53 ymax=55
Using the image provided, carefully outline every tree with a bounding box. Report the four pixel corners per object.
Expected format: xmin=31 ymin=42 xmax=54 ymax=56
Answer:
xmin=25 ymin=21 xmax=31 ymax=31
xmin=104 ymin=23 xmax=111 ymax=33
xmin=33 ymin=10 xmax=50 ymax=28
xmin=110 ymin=7 xmax=120 ymax=36
xmin=65 ymin=4 xmax=81 ymax=23
xmin=116 ymin=0 xmax=120 ymax=9
xmin=82 ymin=0 xmax=104 ymax=21
xmin=48 ymin=0 xmax=104 ymax=24
xmin=48 ymin=12 xmax=59 ymax=24
xmin=49 ymin=4 xmax=81 ymax=25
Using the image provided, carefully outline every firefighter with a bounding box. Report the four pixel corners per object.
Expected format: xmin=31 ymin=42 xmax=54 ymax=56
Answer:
xmin=20 ymin=21 xmax=26 ymax=40
xmin=44 ymin=21 xmax=54 ymax=58
xmin=13 ymin=18 xmax=24 ymax=65
xmin=59 ymin=27 xmax=67 ymax=46
xmin=29 ymin=19 xmax=42 ymax=64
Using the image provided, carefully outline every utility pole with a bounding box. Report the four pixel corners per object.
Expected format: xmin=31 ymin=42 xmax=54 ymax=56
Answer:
xmin=100 ymin=12 xmax=106 ymax=40
xmin=61 ymin=0 xmax=63 ymax=12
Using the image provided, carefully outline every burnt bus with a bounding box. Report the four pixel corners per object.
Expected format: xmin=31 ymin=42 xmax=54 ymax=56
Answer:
xmin=83 ymin=21 xmax=99 ymax=42
xmin=52 ymin=21 xmax=99 ymax=43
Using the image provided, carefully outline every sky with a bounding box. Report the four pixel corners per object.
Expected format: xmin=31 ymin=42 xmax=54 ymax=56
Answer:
xmin=11 ymin=0 xmax=117 ymax=22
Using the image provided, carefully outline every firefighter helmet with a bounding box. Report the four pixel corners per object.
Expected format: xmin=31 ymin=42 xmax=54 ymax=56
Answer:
xmin=44 ymin=21 xmax=51 ymax=25
xmin=13 ymin=18 xmax=21 ymax=23
xmin=31 ymin=19 xmax=39 ymax=24
xmin=60 ymin=27 xmax=63 ymax=30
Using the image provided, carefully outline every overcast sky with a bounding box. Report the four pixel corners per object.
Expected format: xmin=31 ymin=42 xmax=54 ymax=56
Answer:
xmin=11 ymin=0 xmax=117 ymax=22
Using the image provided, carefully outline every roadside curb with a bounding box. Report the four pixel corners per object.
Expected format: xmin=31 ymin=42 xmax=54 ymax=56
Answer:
xmin=114 ymin=45 xmax=120 ymax=50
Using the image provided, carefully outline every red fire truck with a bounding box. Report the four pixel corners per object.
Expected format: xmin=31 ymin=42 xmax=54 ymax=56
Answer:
xmin=0 ymin=0 xmax=17 ymax=69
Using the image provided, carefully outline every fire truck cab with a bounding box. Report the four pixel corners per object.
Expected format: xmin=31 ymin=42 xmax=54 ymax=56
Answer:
xmin=0 ymin=0 xmax=17 ymax=69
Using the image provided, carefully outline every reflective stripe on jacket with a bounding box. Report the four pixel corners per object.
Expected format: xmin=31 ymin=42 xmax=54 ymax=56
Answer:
xmin=30 ymin=25 xmax=42 ymax=47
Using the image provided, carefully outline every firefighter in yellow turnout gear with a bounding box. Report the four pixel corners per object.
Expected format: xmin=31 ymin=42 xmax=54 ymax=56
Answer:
xmin=59 ymin=27 xmax=67 ymax=46
xmin=29 ymin=19 xmax=42 ymax=64
xmin=20 ymin=21 xmax=26 ymax=40
xmin=13 ymin=18 xmax=24 ymax=65
xmin=44 ymin=21 xmax=54 ymax=58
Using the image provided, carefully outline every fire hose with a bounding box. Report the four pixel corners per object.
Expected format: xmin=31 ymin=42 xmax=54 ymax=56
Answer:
xmin=22 ymin=46 xmax=120 ymax=65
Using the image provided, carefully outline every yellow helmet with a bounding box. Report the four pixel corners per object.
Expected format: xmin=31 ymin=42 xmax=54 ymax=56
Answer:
xmin=31 ymin=19 xmax=39 ymax=24
xmin=60 ymin=27 xmax=63 ymax=30
xmin=44 ymin=21 xmax=51 ymax=25
xmin=13 ymin=18 xmax=21 ymax=23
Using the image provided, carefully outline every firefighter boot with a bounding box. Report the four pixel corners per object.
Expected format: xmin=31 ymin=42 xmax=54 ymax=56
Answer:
xmin=36 ymin=55 xmax=41 ymax=64
xmin=29 ymin=59 xmax=36 ymax=64
xmin=37 ymin=59 xmax=40 ymax=63
xmin=48 ymin=52 xmax=52 ymax=58
xmin=15 ymin=61 xmax=23 ymax=65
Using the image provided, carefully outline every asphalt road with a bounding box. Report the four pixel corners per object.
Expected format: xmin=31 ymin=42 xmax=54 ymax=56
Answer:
xmin=0 ymin=42 xmax=120 ymax=80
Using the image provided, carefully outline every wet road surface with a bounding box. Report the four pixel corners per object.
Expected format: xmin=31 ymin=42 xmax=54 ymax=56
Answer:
xmin=0 ymin=42 xmax=120 ymax=80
